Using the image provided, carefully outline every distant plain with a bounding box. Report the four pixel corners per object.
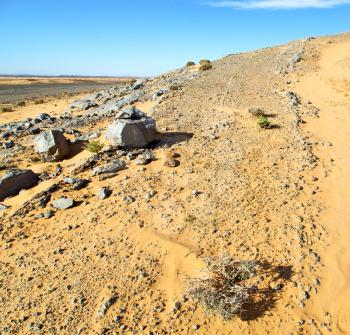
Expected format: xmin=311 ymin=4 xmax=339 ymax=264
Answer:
xmin=0 ymin=76 xmax=132 ymax=103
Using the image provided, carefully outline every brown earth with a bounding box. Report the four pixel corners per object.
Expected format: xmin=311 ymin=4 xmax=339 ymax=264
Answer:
xmin=0 ymin=33 xmax=349 ymax=335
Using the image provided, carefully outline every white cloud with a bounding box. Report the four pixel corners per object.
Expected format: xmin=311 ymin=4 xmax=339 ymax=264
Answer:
xmin=207 ymin=0 xmax=350 ymax=9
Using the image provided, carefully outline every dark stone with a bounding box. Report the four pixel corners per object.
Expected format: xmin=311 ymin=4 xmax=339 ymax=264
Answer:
xmin=0 ymin=169 xmax=39 ymax=201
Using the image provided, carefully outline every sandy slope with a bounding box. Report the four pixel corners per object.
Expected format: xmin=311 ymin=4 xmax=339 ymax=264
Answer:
xmin=0 ymin=34 xmax=350 ymax=335
xmin=295 ymin=36 xmax=350 ymax=334
xmin=0 ymin=94 xmax=87 ymax=124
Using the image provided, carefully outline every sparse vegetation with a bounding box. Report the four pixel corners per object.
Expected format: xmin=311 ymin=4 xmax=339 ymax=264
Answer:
xmin=34 ymin=99 xmax=45 ymax=104
xmin=248 ymin=107 xmax=266 ymax=117
xmin=16 ymin=101 xmax=26 ymax=107
xmin=184 ymin=214 xmax=197 ymax=223
xmin=126 ymin=79 xmax=137 ymax=86
xmin=84 ymin=140 xmax=104 ymax=153
xmin=258 ymin=115 xmax=270 ymax=129
xmin=188 ymin=256 xmax=258 ymax=320
xmin=0 ymin=106 xmax=13 ymax=113
xmin=170 ymin=84 xmax=181 ymax=91
xmin=199 ymin=59 xmax=211 ymax=65
xmin=199 ymin=63 xmax=213 ymax=71
xmin=186 ymin=61 xmax=196 ymax=67
xmin=118 ymin=91 xmax=128 ymax=97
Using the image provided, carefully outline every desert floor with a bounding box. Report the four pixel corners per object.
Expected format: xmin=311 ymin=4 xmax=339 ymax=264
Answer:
xmin=0 ymin=33 xmax=350 ymax=335
xmin=0 ymin=77 xmax=131 ymax=104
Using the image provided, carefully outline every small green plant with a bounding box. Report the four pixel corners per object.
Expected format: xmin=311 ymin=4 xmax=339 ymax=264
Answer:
xmin=186 ymin=61 xmax=196 ymax=67
xmin=199 ymin=59 xmax=211 ymax=65
xmin=258 ymin=115 xmax=270 ymax=129
xmin=84 ymin=140 xmax=104 ymax=153
xmin=199 ymin=63 xmax=213 ymax=71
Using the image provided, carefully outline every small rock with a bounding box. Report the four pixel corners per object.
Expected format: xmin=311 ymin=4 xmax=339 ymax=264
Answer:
xmin=63 ymin=177 xmax=89 ymax=190
xmin=114 ymin=315 xmax=122 ymax=322
xmin=30 ymin=128 xmax=41 ymax=135
xmin=173 ymin=301 xmax=181 ymax=312
xmin=135 ymin=157 xmax=149 ymax=165
xmin=96 ymin=294 xmax=117 ymax=318
xmin=97 ymin=187 xmax=112 ymax=200
xmin=43 ymin=210 xmax=54 ymax=219
xmin=28 ymin=323 xmax=43 ymax=332
xmin=53 ymin=197 xmax=74 ymax=210
xmin=300 ymin=291 xmax=310 ymax=301
xmin=124 ymin=196 xmax=135 ymax=204
xmin=92 ymin=160 xmax=126 ymax=176
xmin=2 ymin=141 xmax=14 ymax=149
xmin=164 ymin=157 xmax=179 ymax=167
xmin=145 ymin=190 xmax=157 ymax=200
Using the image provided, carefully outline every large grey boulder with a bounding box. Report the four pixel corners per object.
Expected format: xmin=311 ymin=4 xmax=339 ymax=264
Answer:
xmin=34 ymin=130 xmax=70 ymax=162
xmin=105 ymin=107 xmax=157 ymax=148
xmin=0 ymin=169 xmax=39 ymax=201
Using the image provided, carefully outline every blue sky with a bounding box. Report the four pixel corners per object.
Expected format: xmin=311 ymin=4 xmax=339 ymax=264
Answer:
xmin=0 ymin=0 xmax=349 ymax=77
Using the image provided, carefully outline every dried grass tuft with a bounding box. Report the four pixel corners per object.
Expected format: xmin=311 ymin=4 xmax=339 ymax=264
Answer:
xmin=187 ymin=255 xmax=258 ymax=320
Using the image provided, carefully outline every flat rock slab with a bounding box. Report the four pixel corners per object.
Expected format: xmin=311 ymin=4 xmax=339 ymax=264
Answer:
xmin=92 ymin=160 xmax=126 ymax=176
xmin=0 ymin=169 xmax=39 ymax=201
xmin=53 ymin=197 xmax=74 ymax=210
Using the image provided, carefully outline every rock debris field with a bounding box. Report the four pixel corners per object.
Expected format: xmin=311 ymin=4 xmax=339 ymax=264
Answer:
xmin=1 ymin=33 xmax=350 ymax=335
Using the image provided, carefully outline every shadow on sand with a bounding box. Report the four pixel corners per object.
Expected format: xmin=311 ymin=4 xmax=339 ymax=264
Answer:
xmin=239 ymin=262 xmax=293 ymax=321
xmin=66 ymin=140 xmax=86 ymax=159
xmin=151 ymin=131 xmax=194 ymax=148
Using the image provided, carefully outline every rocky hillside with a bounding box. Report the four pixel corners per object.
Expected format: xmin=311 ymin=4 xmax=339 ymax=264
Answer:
xmin=1 ymin=33 xmax=349 ymax=335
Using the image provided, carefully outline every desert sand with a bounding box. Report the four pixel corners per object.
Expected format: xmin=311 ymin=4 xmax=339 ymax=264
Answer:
xmin=295 ymin=37 xmax=350 ymax=333
xmin=0 ymin=33 xmax=350 ymax=335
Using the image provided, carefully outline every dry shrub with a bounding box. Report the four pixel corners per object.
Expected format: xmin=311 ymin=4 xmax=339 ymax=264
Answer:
xmin=16 ymin=101 xmax=26 ymax=107
xmin=248 ymin=107 xmax=265 ymax=117
xmin=199 ymin=63 xmax=213 ymax=71
xmin=170 ymin=84 xmax=181 ymax=91
xmin=199 ymin=59 xmax=211 ymax=65
xmin=187 ymin=255 xmax=258 ymax=320
xmin=186 ymin=61 xmax=196 ymax=67
xmin=0 ymin=106 xmax=13 ymax=113
xmin=126 ymin=79 xmax=137 ymax=86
